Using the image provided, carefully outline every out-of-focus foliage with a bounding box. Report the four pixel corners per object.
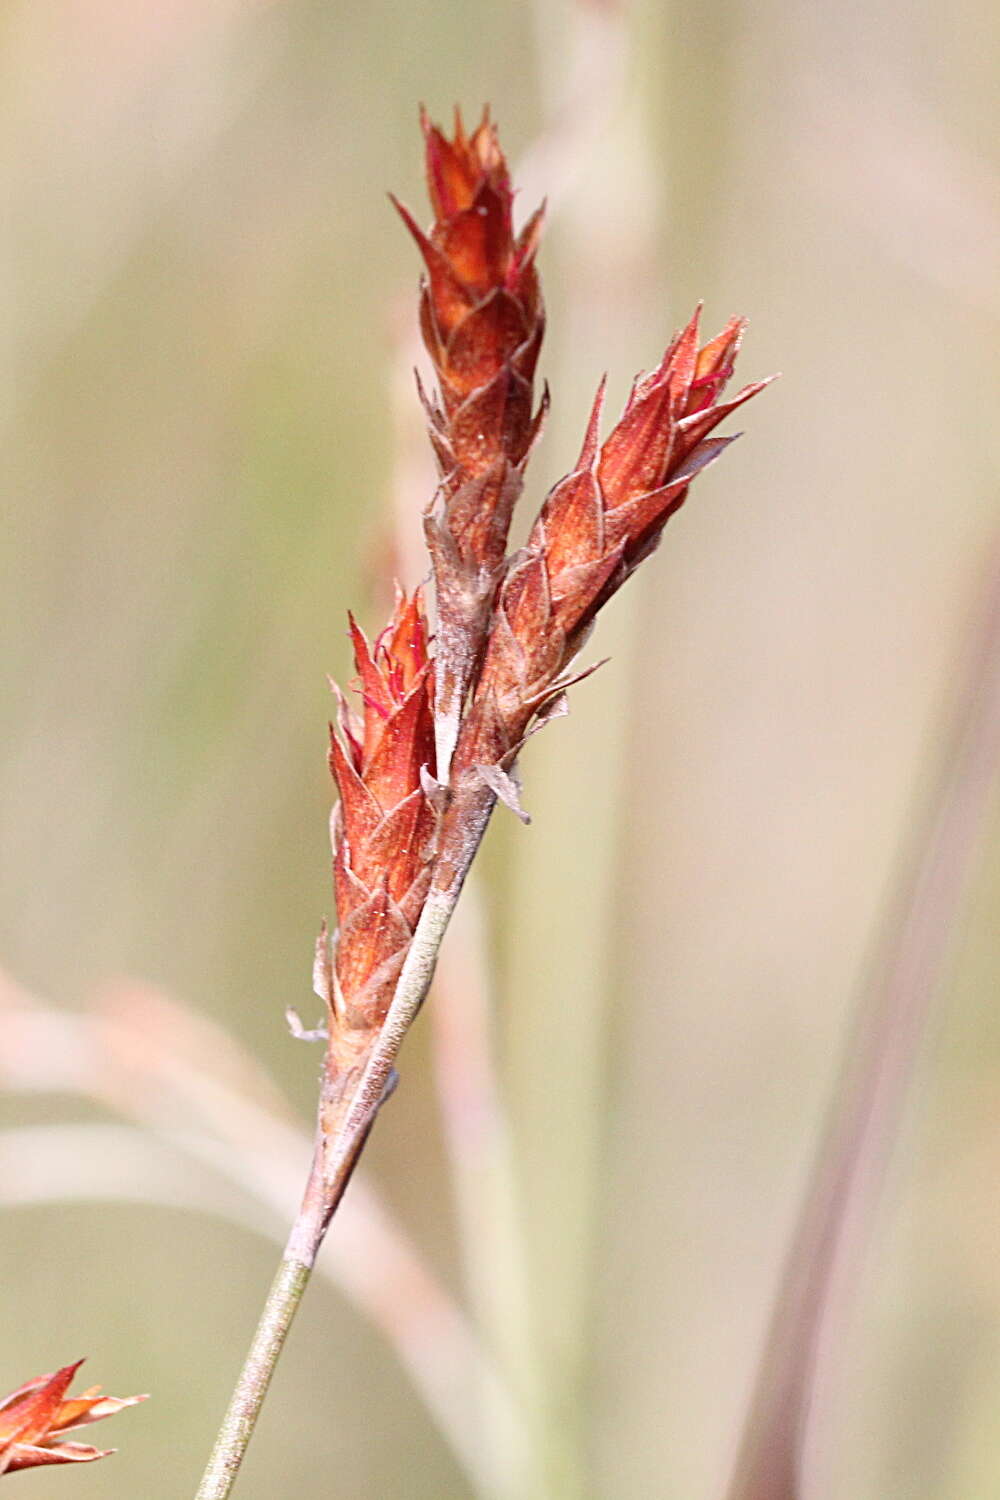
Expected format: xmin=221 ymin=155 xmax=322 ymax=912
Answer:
xmin=1 ymin=1 xmax=998 ymax=1497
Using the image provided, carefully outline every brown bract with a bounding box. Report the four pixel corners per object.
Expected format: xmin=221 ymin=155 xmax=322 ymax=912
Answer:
xmin=451 ymin=308 xmax=774 ymax=778
xmin=393 ymin=108 xmax=548 ymax=759
xmin=0 ymin=1362 xmax=145 ymax=1477
xmin=324 ymin=589 xmax=437 ymax=1045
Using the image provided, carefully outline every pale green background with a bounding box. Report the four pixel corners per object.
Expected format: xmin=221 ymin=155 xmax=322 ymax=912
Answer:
xmin=2 ymin=0 xmax=999 ymax=1496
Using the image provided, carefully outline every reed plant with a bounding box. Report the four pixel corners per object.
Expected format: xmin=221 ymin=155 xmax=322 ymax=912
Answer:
xmin=7 ymin=98 xmax=995 ymax=1500
xmin=190 ymin=106 xmax=769 ymax=1498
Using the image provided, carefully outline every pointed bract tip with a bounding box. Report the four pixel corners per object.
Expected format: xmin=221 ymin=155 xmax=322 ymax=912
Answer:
xmin=387 ymin=192 xmax=424 ymax=244
xmin=577 ymin=376 xmax=607 ymax=469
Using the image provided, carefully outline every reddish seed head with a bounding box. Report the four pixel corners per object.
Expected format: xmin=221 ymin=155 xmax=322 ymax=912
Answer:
xmin=0 ymin=1362 xmax=145 ymax=1475
xmin=392 ymin=107 xmax=545 ymax=459
xmin=536 ymin=307 xmax=774 ymax=639
xmin=392 ymin=107 xmax=552 ymax=765
xmin=449 ymin=307 xmax=773 ymax=782
xmin=327 ymin=589 xmax=438 ymax=1030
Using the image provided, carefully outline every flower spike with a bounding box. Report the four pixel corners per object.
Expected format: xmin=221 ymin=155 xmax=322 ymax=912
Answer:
xmin=322 ymin=588 xmax=437 ymax=1105
xmin=448 ymin=316 xmax=774 ymax=790
xmin=394 ymin=107 xmax=548 ymax=772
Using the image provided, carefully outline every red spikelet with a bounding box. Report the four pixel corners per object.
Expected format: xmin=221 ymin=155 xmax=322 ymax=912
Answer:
xmin=451 ymin=308 xmax=774 ymax=781
xmin=0 ymin=1362 xmax=145 ymax=1476
xmin=393 ymin=108 xmax=548 ymax=765
xmin=324 ymin=589 xmax=437 ymax=1060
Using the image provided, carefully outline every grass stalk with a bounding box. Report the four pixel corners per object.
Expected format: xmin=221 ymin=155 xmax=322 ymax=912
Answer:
xmin=193 ymin=854 xmax=482 ymax=1498
xmin=725 ymin=538 xmax=1000 ymax=1500
xmin=192 ymin=1153 xmax=329 ymax=1500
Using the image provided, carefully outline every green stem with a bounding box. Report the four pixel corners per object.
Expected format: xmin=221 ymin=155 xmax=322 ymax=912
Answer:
xmin=193 ymin=1159 xmax=330 ymax=1500
xmin=193 ymin=791 xmax=493 ymax=1500
xmin=194 ymin=1257 xmax=311 ymax=1500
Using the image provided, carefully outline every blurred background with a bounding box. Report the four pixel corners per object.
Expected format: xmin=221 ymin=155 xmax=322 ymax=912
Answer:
xmin=1 ymin=0 xmax=999 ymax=1496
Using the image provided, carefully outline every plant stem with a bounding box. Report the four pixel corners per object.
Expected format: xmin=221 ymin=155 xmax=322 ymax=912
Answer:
xmin=724 ymin=537 xmax=1000 ymax=1500
xmin=193 ymin=1163 xmax=328 ymax=1500
xmin=193 ymin=796 xmax=493 ymax=1499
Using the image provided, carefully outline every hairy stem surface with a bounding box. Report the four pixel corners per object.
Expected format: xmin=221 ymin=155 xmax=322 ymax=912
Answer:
xmin=193 ymin=1170 xmax=327 ymax=1500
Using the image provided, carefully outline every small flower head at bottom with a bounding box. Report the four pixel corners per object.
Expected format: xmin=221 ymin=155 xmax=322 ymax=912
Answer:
xmin=0 ymin=1361 xmax=146 ymax=1476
